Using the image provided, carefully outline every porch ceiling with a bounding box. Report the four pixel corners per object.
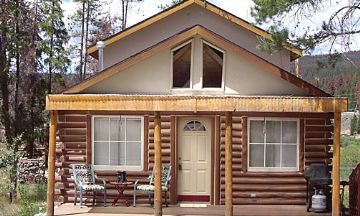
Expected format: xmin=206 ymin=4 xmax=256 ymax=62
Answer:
xmin=46 ymin=94 xmax=348 ymax=113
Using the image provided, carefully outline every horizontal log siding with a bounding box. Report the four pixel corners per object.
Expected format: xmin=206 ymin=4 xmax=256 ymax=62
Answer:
xmin=56 ymin=111 xmax=171 ymax=205
xmin=219 ymin=113 xmax=332 ymax=205
xmin=55 ymin=111 xmax=332 ymax=206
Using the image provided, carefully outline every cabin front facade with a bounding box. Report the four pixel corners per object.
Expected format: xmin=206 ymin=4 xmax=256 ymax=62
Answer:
xmin=46 ymin=1 xmax=347 ymax=215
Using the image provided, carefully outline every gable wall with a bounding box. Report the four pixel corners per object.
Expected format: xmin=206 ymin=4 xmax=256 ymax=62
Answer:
xmin=83 ymin=37 xmax=307 ymax=96
xmin=103 ymin=4 xmax=291 ymax=71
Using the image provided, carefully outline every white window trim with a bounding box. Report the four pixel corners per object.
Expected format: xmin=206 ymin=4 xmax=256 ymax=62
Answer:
xmin=200 ymin=40 xmax=226 ymax=91
xmin=247 ymin=117 xmax=300 ymax=172
xmin=170 ymin=39 xmax=194 ymax=90
xmin=92 ymin=115 xmax=144 ymax=171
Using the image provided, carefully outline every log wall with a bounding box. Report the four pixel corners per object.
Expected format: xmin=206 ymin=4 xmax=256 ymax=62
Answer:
xmin=55 ymin=112 xmax=170 ymax=205
xmin=219 ymin=113 xmax=333 ymax=205
xmin=55 ymin=111 xmax=333 ymax=206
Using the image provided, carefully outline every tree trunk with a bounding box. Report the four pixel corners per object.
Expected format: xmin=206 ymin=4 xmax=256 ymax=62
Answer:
xmin=79 ymin=0 xmax=86 ymax=80
xmin=0 ymin=0 xmax=13 ymax=144
xmin=83 ymin=0 xmax=90 ymax=77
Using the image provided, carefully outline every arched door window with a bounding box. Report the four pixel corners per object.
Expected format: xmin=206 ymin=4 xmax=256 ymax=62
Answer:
xmin=183 ymin=120 xmax=206 ymax=131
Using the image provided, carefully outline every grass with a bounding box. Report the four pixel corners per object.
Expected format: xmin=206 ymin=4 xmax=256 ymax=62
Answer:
xmin=340 ymin=136 xmax=360 ymax=208
xmin=0 ymin=169 xmax=46 ymax=216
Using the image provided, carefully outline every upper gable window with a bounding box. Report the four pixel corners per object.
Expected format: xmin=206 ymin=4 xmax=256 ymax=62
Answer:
xmin=172 ymin=41 xmax=192 ymax=88
xmin=202 ymin=41 xmax=224 ymax=88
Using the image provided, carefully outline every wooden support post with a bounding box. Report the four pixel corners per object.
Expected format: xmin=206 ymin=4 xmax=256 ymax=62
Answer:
xmin=47 ymin=111 xmax=57 ymax=216
xmin=332 ymin=112 xmax=341 ymax=216
xmin=225 ymin=112 xmax=233 ymax=216
xmin=154 ymin=111 xmax=162 ymax=216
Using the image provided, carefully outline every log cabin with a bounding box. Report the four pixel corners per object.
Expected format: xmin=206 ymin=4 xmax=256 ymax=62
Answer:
xmin=45 ymin=1 xmax=348 ymax=215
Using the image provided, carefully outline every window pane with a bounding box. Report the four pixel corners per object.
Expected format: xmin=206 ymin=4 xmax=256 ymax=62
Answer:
xmin=94 ymin=117 xmax=109 ymax=141
xmin=110 ymin=118 xmax=125 ymax=141
xmin=110 ymin=142 xmax=125 ymax=166
xmin=266 ymin=121 xmax=281 ymax=143
xmin=282 ymin=145 xmax=297 ymax=167
xmin=126 ymin=118 xmax=141 ymax=141
xmin=126 ymin=142 xmax=141 ymax=166
xmin=203 ymin=43 xmax=223 ymax=88
xmin=249 ymin=144 xmax=264 ymax=167
xmin=282 ymin=121 xmax=297 ymax=143
xmin=94 ymin=142 xmax=109 ymax=165
xmin=173 ymin=43 xmax=191 ymax=88
xmin=265 ymin=144 xmax=281 ymax=167
xmin=250 ymin=120 xmax=264 ymax=143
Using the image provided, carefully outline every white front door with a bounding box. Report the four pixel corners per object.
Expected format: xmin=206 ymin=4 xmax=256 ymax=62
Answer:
xmin=178 ymin=117 xmax=211 ymax=197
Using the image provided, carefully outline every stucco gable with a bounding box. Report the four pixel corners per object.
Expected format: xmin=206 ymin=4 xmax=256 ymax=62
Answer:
xmin=64 ymin=25 xmax=328 ymax=97
xmin=88 ymin=0 xmax=301 ymax=63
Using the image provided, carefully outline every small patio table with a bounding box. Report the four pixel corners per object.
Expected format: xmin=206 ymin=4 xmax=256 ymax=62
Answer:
xmin=109 ymin=181 xmax=133 ymax=206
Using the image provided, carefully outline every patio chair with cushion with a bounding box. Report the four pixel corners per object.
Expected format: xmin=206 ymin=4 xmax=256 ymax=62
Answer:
xmin=72 ymin=164 xmax=107 ymax=207
xmin=133 ymin=164 xmax=171 ymax=207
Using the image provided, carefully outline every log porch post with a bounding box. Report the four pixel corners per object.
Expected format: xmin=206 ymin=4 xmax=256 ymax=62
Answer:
xmin=46 ymin=110 xmax=57 ymax=216
xmin=154 ymin=111 xmax=162 ymax=216
xmin=332 ymin=112 xmax=341 ymax=216
xmin=225 ymin=112 xmax=233 ymax=216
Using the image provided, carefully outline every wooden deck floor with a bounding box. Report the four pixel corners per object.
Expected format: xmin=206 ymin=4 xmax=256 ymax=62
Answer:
xmin=54 ymin=203 xmax=332 ymax=216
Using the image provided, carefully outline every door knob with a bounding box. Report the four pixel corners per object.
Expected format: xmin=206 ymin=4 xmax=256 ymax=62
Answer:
xmin=179 ymin=164 xmax=182 ymax=170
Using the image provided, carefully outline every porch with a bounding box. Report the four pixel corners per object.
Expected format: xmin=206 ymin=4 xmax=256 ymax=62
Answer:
xmin=46 ymin=95 xmax=348 ymax=216
xmin=54 ymin=203 xmax=332 ymax=216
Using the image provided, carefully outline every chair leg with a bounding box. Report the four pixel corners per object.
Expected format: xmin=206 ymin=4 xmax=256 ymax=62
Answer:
xmin=104 ymin=189 xmax=107 ymax=207
xmin=80 ymin=188 xmax=83 ymax=208
xmin=92 ymin=191 xmax=95 ymax=206
xmin=149 ymin=193 xmax=153 ymax=206
xmin=74 ymin=188 xmax=77 ymax=206
xmin=133 ymin=191 xmax=136 ymax=207
xmin=165 ymin=191 xmax=168 ymax=207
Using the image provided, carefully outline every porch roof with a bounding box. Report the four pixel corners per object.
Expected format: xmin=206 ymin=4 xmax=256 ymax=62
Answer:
xmin=46 ymin=94 xmax=348 ymax=113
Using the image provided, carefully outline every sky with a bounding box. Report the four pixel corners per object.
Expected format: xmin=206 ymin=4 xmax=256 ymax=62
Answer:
xmin=61 ymin=0 xmax=255 ymax=30
xmin=61 ymin=0 xmax=360 ymax=55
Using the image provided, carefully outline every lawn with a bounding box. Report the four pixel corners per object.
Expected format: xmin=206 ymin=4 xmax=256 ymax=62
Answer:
xmin=0 ymin=169 xmax=46 ymax=216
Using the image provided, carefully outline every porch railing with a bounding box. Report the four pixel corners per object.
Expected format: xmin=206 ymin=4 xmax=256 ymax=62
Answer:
xmin=349 ymin=163 xmax=360 ymax=216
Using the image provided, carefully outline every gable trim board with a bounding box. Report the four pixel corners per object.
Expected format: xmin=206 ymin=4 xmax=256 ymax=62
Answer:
xmin=87 ymin=0 xmax=302 ymax=60
xmin=64 ymin=25 xmax=328 ymax=97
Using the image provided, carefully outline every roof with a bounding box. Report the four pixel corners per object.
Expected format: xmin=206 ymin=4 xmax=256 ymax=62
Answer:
xmin=87 ymin=0 xmax=302 ymax=60
xmin=64 ymin=25 xmax=329 ymax=97
xmin=46 ymin=94 xmax=348 ymax=112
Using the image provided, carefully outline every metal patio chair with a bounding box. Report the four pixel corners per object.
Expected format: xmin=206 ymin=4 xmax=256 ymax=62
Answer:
xmin=72 ymin=164 xmax=107 ymax=207
xmin=133 ymin=164 xmax=171 ymax=207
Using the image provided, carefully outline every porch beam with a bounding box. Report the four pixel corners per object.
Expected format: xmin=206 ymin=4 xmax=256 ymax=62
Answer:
xmin=225 ymin=112 xmax=233 ymax=216
xmin=154 ymin=111 xmax=162 ymax=216
xmin=46 ymin=111 xmax=57 ymax=216
xmin=46 ymin=95 xmax=348 ymax=113
xmin=332 ymin=112 xmax=341 ymax=216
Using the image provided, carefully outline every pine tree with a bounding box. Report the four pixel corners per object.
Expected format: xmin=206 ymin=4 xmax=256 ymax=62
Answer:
xmin=251 ymin=0 xmax=360 ymax=54
xmin=159 ymin=0 xmax=183 ymax=10
xmin=39 ymin=0 xmax=70 ymax=94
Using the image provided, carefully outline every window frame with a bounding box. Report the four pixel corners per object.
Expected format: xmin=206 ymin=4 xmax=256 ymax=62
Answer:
xmin=170 ymin=39 xmax=194 ymax=90
xmin=247 ymin=117 xmax=300 ymax=172
xmin=92 ymin=115 xmax=144 ymax=171
xmin=201 ymin=40 xmax=226 ymax=90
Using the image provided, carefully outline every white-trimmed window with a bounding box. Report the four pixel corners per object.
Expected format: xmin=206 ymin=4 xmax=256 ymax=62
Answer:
xmin=172 ymin=40 xmax=193 ymax=88
xmin=248 ymin=118 xmax=299 ymax=172
xmin=202 ymin=40 xmax=225 ymax=88
xmin=92 ymin=116 xmax=143 ymax=171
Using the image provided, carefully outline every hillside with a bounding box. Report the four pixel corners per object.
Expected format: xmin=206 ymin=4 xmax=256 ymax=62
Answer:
xmin=293 ymin=51 xmax=360 ymax=110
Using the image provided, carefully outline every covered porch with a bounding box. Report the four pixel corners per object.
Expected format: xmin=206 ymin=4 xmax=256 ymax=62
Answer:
xmin=54 ymin=203 xmax=332 ymax=216
xmin=46 ymin=95 xmax=347 ymax=216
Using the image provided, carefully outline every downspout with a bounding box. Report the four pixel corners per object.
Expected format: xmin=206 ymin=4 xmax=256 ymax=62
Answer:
xmin=96 ymin=41 xmax=105 ymax=72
